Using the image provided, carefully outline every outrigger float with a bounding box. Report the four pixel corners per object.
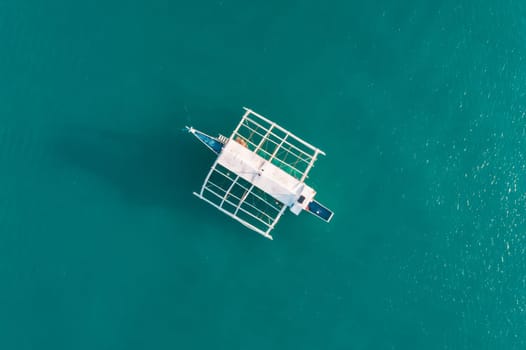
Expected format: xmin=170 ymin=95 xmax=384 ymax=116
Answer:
xmin=186 ymin=107 xmax=333 ymax=240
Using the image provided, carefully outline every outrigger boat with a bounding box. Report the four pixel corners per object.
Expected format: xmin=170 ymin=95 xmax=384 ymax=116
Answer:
xmin=186 ymin=107 xmax=333 ymax=240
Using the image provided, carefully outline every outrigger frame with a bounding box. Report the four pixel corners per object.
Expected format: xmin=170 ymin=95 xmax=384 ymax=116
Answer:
xmin=193 ymin=107 xmax=328 ymax=240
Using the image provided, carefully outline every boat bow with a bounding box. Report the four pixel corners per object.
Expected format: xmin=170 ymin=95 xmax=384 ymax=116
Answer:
xmin=186 ymin=126 xmax=224 ymax=154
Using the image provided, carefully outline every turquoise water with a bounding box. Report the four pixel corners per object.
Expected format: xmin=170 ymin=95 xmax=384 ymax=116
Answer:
xmin=2 ymin=1 xmax=526 ymax=348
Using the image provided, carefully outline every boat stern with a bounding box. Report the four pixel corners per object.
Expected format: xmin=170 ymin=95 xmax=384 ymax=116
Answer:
xmin=306 ymin=200 xmax=334 ymax=222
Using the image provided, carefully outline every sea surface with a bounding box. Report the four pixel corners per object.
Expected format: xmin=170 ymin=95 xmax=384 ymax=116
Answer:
xmin=1 ymin=1 xmax=526 ymax=349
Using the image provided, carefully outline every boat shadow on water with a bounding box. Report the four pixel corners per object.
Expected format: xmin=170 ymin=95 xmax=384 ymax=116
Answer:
xmin=52 ymin=124 xmax=214 ymax=217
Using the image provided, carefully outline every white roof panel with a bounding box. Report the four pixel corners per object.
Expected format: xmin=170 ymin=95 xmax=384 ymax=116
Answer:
xmin=217 ymin=140 xmax=302 ymax=206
